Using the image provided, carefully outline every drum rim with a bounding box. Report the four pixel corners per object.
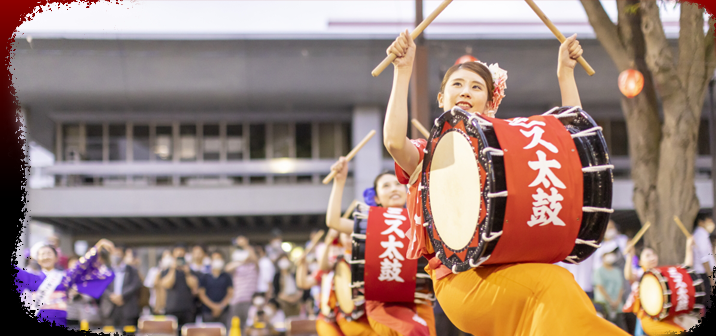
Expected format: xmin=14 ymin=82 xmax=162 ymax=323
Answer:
xmin=640 ymin=266 xmax=708 ymax=320
xmin=421 ymin=107 xmax=493 ymax=273
xmin=639 ymin=271 xmax=669 ymax=320
xmin=334 ymin=257 xmax=357 ymax=315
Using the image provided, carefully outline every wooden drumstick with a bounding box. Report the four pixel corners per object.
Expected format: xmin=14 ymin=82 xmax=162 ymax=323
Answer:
xmin=411 ymin=118 xmax=430 ymax=139
xmin=322 ymin=130 xmax=377 ymax=184
xmin=371 ymin=0 xmax=453 ymax=77
xmin=524 ymin=0 xmax=595 ymax=76
xmin=342 ymin=200 xmax=359 ymax=219
xmin=673 ymin=216 xmax=692 ymax=239
xmin=626 ymin=222 xmax=650 ymax=251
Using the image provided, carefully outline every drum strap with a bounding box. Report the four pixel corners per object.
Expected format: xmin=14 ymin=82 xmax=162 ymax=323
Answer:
xmin=408 ymin=162 xmax=422 ymax=186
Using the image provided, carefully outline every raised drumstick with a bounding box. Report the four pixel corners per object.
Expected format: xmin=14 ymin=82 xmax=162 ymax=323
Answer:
xmin=411 ymin=118 xmax=430 ymax=139
xmin=626 ymin=222 xmax=650 ymax=251
xmin=322 ymin=130 xmax=377 ymax=184
xmin=524 ymin=0 xmax=595 ymax=76
xmin=372 ymin=0 xmax=453 ymax=77
xmin=342 ymin=200 xmax=359 ymax=219
xmin=674 ymin=216 xmax=700 ymax=249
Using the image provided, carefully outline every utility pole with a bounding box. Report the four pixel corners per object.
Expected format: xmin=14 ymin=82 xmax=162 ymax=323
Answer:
xmin=410 ymin=0 xmax=431 ymax=140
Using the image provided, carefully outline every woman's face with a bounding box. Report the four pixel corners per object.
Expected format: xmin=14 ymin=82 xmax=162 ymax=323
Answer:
xmin=639 ymin=248 xmax=659 ymax=270
xmin=438 ymin=68 xmax=490 ymax=115
xmin=374 ymin=174 xmax=407 ymax=208
xmin=37 ymin=246 xmax=57 ymax=270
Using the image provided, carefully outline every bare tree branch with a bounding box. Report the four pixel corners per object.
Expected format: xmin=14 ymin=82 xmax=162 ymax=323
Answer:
xmin=678 ymin=3 xmax=706 ymax=107
xmin=702 ymin=16 xmax=716 ymax=90
xmin=580 ymin=0 xmax=631 ymax=70
xmin=640 ymin=0 xmax=682 ymax=100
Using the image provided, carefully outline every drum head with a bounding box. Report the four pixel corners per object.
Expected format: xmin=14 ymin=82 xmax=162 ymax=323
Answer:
xmin=429 ymin=130 xmax=482 ymax=250
xmin=334 ymin=261 xmax=354 ymax=314
xmin=639 ymin=273 xmax=665 ymax=317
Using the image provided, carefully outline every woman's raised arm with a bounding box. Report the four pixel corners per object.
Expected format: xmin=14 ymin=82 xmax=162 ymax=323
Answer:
xmin=557 ymin=34 xmax=583 ymax=108
xmin=326 ymin=157 xmax=356 ymax=234
xmin=383 ymin=30 xmax=421 ymax=176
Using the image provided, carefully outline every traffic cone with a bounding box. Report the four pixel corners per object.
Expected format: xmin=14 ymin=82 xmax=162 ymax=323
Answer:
xmin=124 ymin=325 xmax=137 ymax=333
xmin=102 ymin=325 xmax=115 ymax=333
xmin=229 ymin=317 xmax=241 ymax=336
xmin=79 ymin=320 xmax=89 ymax=331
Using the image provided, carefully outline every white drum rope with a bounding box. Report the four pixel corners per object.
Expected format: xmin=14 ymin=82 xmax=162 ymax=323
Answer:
xmin=555 ymin=113 xmax=578 ymax=119
xmin=354 ymin=213 xmax=368 ymax=220
xmin=482 ymin=230 xmax=503 ymax=242
xmin=415 ymin=293 xmax=435 ymax=301
xmin=351 ymin=233 xmax=367 ymax=240
xmin=542 ymin=106 xmax=561 ymax=115
xmin=416 ymin=273 xmax=431 ymax=279
xmin=559 ymin=106 xmax=580 ymax=115
xmin=347 ymin=259 xmax=365 ymax=265
xmin=469 ymin=255 xmax=491 ymax=268
xmin=694 ymin=304 xmax=706 ymax=309
xmin=487 ymin=191 xmax=508 ymax=198
xmin=582 ymin=165 xmax=614 ymax=173
xmin=695 ymin=292 xmax=707 ymax=297
xmin=571 ymin=126 xmax=603 ymax=138
xmin=583 ymin=206 xmax=615 ymax=213
xmin=692 ymin=279 xmax=704 ymax=286
xmin=564 ymin=255 xmax=580 ymax=264
xmin=482 ymin=147 xmax=504 ymax=156
xmin=452 ymin=265 xmax=460 ymax=274
xmin=575 ymin=238 xmax=601 ymax=248
xmin=434 ymin=119 xmax=440 ymax=128
xmin=351 ymin=282 xmax=364 ymax=288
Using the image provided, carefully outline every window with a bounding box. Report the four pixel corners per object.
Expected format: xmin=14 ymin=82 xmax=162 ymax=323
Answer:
xmin=273 ymin=123 xmax=291 ymax=158
xmin=133 ymin=125 xmax=150 ymax=161
xmin=250 ymin=124 xmax=266 ymax=159
xmin=108 ymin=124 xmax=126 ymax=161
xmin=85 ymin=124 xmax=103 ymax=161
xmin=341 ymin=123 xmax=352 ymax=155
xmin=154 ymin=126 xmax=173 ymax=161
xmin=180 ymin=124 xmax=197 ymax=162
xmin=203 ymin=124 xmax=220 ymax=161
xmin=227 ymin=124 xmax=243 ymax=161
xmin=295 ymin=123 xmax=312 ymax=158
xmin=318 ymin=123 xmax=335 ymax=158
xmin=62 ymin=124 xmax=80 ymax=162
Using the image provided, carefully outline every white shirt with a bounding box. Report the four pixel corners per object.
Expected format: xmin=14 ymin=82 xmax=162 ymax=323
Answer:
xmin=257 ymin=257 xmax=276 ymax=293
xmin=692 ymin=226 xmax=715 ymax=274
xmin=556 ymin=255 xmax=595 ymax=292
xmin=592 ymin=235 xmax=628 ymax=271
xmin=113 ymin=264 xmax=126 ymax=296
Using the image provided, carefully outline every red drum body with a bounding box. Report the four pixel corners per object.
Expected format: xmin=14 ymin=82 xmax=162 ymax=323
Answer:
xmin=420 ymin=106 xmax=614 ymax=273
xmin=639 ymin=266 xmax=707 ymax=320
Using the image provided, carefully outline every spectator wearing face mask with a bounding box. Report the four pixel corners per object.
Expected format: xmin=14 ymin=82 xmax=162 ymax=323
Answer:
xmin=265 ymin=229 xmax=284 ymax=263
xmin=101 ymin=245 xmax=142 ymax=330
xmin=593 ymin=249 xmax=626 ymax=330
xmin=247 ymin=293 xmax=269 ymax=329
xmin=255 ymin=245 xmax=276 ymax=299
xmin=198 ymin=250 xmax=233 ymax=327
xmin=226 ymin=236 xmax=259 ymax=334
xmin=272 ymin=254 xmax=302 ymax=318
xmin=692 ymin=212 xmax=715 ymax=311
xmin=145 ymin=250 xmax=172 ymax=315
xmin=160 ymin=243 xmax=200 ymax=333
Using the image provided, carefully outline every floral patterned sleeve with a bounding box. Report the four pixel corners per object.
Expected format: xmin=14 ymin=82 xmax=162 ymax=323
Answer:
xmin=62 ymin=246 xmax=115 ymax=299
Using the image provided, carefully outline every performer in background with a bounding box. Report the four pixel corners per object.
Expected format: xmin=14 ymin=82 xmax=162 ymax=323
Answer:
xmin=326 ymin=158 xmax=436 ymax=336
xmin=13 ymin=239 xmax=116 ymax=328
xmin=380 ymin=30 xmax=629 ymax=336
xmin=623 ymin=238 xmax=699 ymax=335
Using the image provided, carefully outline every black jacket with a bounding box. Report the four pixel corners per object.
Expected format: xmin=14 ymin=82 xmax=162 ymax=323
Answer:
xmin=101 ymin=264 xmax=142 ymax=319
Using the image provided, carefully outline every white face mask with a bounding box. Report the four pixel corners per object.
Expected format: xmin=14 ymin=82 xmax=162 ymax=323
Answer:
xmin=604 ymin=254 xmax=617 ymax=265
xmin=161 ymin=257 xmax=173 ymax=269
xmin=278 ymin=259 xmax=291 ymax=270
xmin=604 ymin=228 xmax=617 ymax=240
xmin=211 ymin=260 xmax=225 ymax=270
xmin=253 ymin=297 xmax=266 ymax=306
xmin=203 ymin=257 xmax=212 ymax=266
xmin=263 ymin=306 xmax=274 ymax=316
xmin=232 ymin=250 xmax=249 ymax=262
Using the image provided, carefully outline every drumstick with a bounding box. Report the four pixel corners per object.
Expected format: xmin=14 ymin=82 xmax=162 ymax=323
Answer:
xmin=322 ymin=130 xmax=377 ymax=184
xmin=342 ymin=200 xmax=359 ymax=219
xmin=411 ymin=118 xmax=430 ymax=139
xmin=674 ymin=216 xmax=700 ymax=250
xmin=371 ymin=0 xmax=453 ymax=77
xmin=524 ymin=0 xmax=595 ymax=76
xmin=626 ymin=222 xmax=650 ymax=251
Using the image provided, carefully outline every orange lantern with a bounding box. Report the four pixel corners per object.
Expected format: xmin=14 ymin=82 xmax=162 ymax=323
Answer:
xmin=455 ymin=54 xmax=478 ymax=65
xmin=618 ymin=69 xmax=644 ymax=98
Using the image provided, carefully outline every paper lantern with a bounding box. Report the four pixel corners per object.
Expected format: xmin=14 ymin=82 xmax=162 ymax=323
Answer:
xmin=455 ymin=54 xmax=478 ymax=65
xmin=618 ymin=69 xmax=644 ymax=98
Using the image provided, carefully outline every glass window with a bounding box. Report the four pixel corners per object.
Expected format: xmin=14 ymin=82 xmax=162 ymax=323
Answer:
xmin=318 ymin=123 xmax=335 ymax=158
xmin=108 ymin=124 xmax=127 ymax=161
xmin=295 ymin=123 xmax=312 ymax=159
xmin=272 ymin=123 xmax=290 ymax=158
xmin=133 ymin=125 xmax=150 ymax=161
xmin=698 ymin=119 xmax=710 ymax=156
xmin=250 ymin=124 xmax=266 ymax=159
xmin=85 ymin=124 xmax=103 ymax=161
xmin=180 ymin=124 xmax=197 ymax=162
xmin=62 ymin=124 xmax=80 ymax=162
xmin=154 ymin=126 xmax=173 ymax=161
xmin=227 ymin=124 xmax=243 ymax=161
xmin=203 ymin=124 xmax=221 ymax=161
xmin=610 ymin=120 xmax=628 ymax=156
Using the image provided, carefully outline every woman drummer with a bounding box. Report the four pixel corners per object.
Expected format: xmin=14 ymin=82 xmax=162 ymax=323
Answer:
xmin=326 ymin=160 xmax=436 ymax=336
xmin=380 ymin=30 xmax=630 ymax=336
xmin=622 ymin=238 xmax=698 ymax=335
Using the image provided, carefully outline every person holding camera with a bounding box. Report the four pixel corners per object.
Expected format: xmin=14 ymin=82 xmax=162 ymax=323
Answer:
xmin=160 ymin=243 xmax=200 ymax=333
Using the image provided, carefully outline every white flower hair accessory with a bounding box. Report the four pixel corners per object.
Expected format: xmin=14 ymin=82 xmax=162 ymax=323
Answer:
xmin=476 ymin=61 xmax=507 ymax=114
